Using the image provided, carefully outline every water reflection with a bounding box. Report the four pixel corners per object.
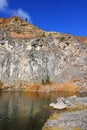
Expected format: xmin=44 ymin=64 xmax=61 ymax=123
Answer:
xmin=0 ymin=92 xmax=85 ymax=130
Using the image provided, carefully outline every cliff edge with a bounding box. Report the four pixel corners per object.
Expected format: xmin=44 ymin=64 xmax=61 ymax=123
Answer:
xmin=0 ymin=17 xmax=87 ymax=92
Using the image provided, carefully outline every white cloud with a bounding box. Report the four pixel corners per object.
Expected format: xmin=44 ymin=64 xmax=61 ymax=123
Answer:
xmin=0 ymin=0 xmax=8 ymax=11
xmin=0 ymin=0 xmax=32 ymax=23
xmin=11 ymin=8 xmax=32 ymax=23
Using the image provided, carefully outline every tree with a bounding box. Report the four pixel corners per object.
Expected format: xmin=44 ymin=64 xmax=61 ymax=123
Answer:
xmin=25 ymin=18 xmax=28 ymax=22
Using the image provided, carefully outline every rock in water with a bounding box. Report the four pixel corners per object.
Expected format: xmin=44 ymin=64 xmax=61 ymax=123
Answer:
xmin=49 ymin=99 xmax=67 ymax=109
xmin=50 ymin=102 xmax=67 ymax=109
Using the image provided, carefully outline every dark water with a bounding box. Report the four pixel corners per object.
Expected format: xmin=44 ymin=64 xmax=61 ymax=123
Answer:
xmin=0 ymin=92 xmax=86 ymax=130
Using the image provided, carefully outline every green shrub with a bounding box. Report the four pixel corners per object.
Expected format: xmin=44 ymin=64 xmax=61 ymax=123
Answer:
xmin=45 ymin=75 xmax=50 ymax=84
xmin=42 ymin=79 xmax=45 ymax=85
xmin=48 ymin=33 xmax=52 ymax=37
xmin=60 ymin=36 xmax=65 ymax=42
xmin=0 ymin=81 xmax=3 ymax=86
xmin=42 ymin=32 xmax=45 ymax=37
xmin=16 ymin=29 xmax=21 ymax=34
xmin=42 ymin=75 xmax=50 ymax=85
xmin=0 ymin=80 xmax=4 ymax=89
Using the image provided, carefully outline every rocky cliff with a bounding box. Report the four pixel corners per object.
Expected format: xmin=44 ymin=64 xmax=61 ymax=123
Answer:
xmin=0 ymin=17 xmax=87 ymax=92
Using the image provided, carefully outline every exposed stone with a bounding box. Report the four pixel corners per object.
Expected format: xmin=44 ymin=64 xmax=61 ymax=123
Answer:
xmin=49 ymin=102 xmax=67 ymax=109
xmin=43 ymin=97 xmax=87 ymax=130
xmin=43 ymin=109 xmax=87 ymax=130
xmin=49 ymin=96 xmax=87 ymax=109
xmin=0 ymin=17 xmax=87 ymax=92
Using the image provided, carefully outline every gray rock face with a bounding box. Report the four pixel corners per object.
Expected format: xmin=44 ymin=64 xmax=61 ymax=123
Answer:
xmin=43 ymin=109 xmax=87 ymax=130
xmin=0 ymin=31 xmax=87 ymax=86
xmin=43 ymin=97 xmax=87 ymax=130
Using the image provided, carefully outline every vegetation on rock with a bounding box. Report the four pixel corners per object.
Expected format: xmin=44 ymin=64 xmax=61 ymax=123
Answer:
xmin=0 ymin=17 xmax=87 ymax=92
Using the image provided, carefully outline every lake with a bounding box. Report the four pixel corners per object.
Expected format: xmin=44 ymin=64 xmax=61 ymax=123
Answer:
xmin=0 ymin=91 xmax=85 ymax=130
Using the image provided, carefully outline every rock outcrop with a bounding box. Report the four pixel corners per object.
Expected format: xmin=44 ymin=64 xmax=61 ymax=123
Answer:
xmin=43 ymin=109 xmax=87 ymax=130
xmin=0 ymin=17 xmax=87 ymax=91
xmin=49 ymin=96 xmax=87 ymax=109
xmin=43 ymin=97 xmax=87 ymax=130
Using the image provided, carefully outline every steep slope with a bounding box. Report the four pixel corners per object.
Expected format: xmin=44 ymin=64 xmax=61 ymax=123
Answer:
xmin=0 ymin=16 xmax=44 ymax=39
xmin=0 ymin=17 xmax=87 ymax=92
xmin=76 ymin=36 xmax=87 ymax=44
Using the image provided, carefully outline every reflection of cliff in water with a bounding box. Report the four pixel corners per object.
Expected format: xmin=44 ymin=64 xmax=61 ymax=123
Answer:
xmin=0 ymin=92 xmax=83 ymax=130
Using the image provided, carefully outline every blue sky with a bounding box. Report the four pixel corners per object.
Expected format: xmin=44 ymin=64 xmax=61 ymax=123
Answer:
xmin=0 ymin=0 xmax=87 ymax=36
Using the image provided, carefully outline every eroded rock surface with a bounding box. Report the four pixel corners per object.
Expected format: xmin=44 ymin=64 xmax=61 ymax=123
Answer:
xmin=49 ymin=96 xmax=87 ymax=109
xmin=43 ymin=97 xmax=87 ymax=130
xmin=43 ymin=109 xmax=87 ymax=130
xmin=0 ymin=17 xmax=87 ymax=91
